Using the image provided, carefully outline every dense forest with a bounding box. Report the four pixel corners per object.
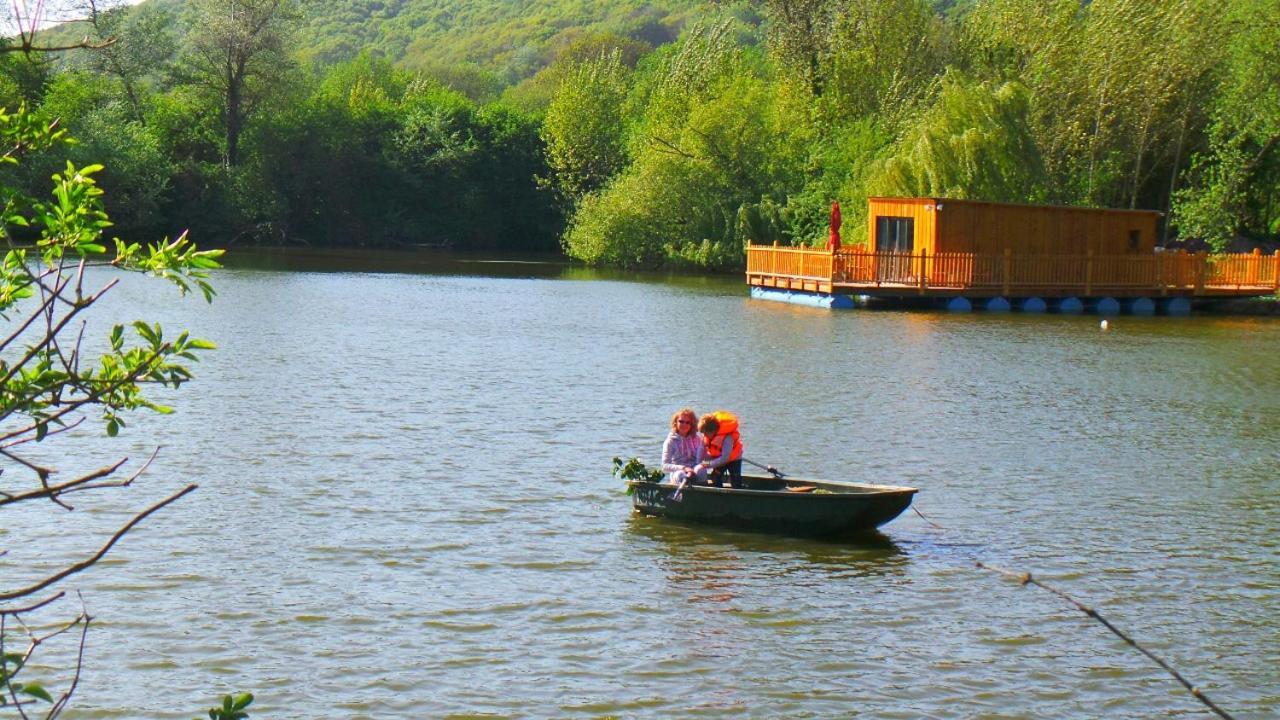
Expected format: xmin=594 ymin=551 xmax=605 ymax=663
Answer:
xmin=5 ymin=0 xmax=1278 ymax=268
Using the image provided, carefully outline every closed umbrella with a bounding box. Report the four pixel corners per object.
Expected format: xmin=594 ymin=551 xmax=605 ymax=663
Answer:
xmin=827 ymin=200 xmax=842 ymax=251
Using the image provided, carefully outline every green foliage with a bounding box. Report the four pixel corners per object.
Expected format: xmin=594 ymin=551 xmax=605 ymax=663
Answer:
xmin=822 ymin=0 xmax=946 ymax=126
xmin=541 ymin=49 xmax=632 ymax=206
xmin=562 ymin=22 xmax=809 ymax=269
xmin=613 ymin=456 xmax=664 ymax=494
xmin=177 ymin=0 xmax=301 ymax=167
xmin=0 ymin=652 xmax=53 ymax=707
xmin=867 ymin=72 xmax=1044 ymax=202
xmin=199 ymin=692 xmax=254 ymax=720
xmin=228 ymin=57 xmax=559 ymax=249
xmin=6 ymin=0 xmax=1276 ymax=261
xmin=0 ymin=101 xmax=220 ymax=716
xmin=1172 ymin=0 xmax=1280 ymax=249
xmin=291 ymin=0 xmax=701 ymax=81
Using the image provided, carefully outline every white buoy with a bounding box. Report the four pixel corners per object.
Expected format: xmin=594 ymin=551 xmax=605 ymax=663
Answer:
xmin=1101 ymin=319 xmax=1110 ymax=330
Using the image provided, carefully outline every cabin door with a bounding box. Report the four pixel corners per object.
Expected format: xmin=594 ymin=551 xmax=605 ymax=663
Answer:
xmin=875 ymin=216 xmax=915 ymax=283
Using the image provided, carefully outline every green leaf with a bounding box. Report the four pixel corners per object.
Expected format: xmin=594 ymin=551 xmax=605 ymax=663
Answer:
xmin=17 ymin=682 xmax=53 ymax=702
xmin=106 ymin=418 xmax=119 ymax=437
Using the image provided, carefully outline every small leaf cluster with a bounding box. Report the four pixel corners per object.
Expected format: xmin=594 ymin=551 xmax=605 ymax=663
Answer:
xmin=31 ymin=162 xmax=113 ymax=259
xmin=113 ymin=231 xmax=223 ymax=301
xmin=199 ymin=692 xmax=254 ymax=720
xmin=0 ymin=652 xmax=53 ymax=707
xmin=612 ymin=456 xmax=665 ymax=494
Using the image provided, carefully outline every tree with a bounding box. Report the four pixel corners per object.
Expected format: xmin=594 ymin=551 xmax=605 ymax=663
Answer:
xmin=562 ymin=23 xmax=806 ymax=268
xmin=1173 ymin=0 xmax=1280 ymax=248
xmin=822 ymin=0 xmax=945 ymax=125
xmin=176 ymin=0 xmax=298 ymax=167
xmin=85 ymin=2 xmax=178 ymax=122
xmin=541 ymin=49 xmax=632 ymax=207
xmin=764 ymin=0 xmax=840 ymax=97
xmin=866 ymin=72 xmax=1044 ymax=203
xmin=0 ymin=100 xmax=221 ymax=716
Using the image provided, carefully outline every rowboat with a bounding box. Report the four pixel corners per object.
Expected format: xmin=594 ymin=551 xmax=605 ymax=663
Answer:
xmin=627 ymin=473 xmax=918 ymax=537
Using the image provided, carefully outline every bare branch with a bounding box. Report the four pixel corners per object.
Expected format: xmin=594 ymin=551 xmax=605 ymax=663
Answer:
xmin=0 ymin=453 xmax=129 ymax=509
xmin=0 ymin=591 xmax=66 ymax=616
xmin=47 ymin=594 xmax=91 ymax=718
xmin=0 ymin=484 xmax=197 ymax=602
xmin=0 ymin=415 xmax=84 ymax=450
xmin=648 ymin=134 xmax=697 ymax=160
xmin=976 ymin=562 xmax=1236 ymax=720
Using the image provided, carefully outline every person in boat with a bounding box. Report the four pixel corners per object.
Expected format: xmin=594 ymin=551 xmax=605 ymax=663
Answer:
xmin=660 ymin=408 xmax=703 ymax=485
xmin=694 ymin=411 xmax=744 ymax=489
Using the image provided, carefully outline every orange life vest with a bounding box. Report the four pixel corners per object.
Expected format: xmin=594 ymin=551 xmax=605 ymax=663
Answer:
xmin=704 ymin=411 xmax=743 ymax=463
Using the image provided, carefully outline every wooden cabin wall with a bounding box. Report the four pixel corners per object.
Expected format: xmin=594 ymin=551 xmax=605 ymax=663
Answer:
xmin=865 ymin=198 xmax=938 ymax=253
xmin=931 ymin=200 xmax=1159 ymax=256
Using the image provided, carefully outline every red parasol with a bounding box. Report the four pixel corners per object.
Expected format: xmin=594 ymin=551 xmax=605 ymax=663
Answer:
xmin=827 ymin=200 xmax=842 ymax=251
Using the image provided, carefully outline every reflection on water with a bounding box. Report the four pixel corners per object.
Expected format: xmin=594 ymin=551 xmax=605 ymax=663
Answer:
xmin=7 ymin=248 xmax=1275 ymax=718
xmin=625 ymin=515 xmax=909 ymax=610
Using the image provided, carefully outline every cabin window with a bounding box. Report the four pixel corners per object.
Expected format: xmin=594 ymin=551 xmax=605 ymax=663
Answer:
xmin=1128 ymin=229 xmax=1141 ymax=252
xmin=875 ymin=216 xmax=915 ymax=253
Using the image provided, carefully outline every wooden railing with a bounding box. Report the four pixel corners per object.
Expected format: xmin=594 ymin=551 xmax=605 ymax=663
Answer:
xmin=745 ymin=245 xmax=1280 ymax=297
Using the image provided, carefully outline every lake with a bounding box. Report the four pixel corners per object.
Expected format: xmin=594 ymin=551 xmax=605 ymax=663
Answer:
xmin=5 ymin=248 xmax=1277 ymax=718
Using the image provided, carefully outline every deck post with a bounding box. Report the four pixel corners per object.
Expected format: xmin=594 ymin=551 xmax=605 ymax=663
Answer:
xmin=1085 ymin=250 xmax=1093 ymax=297
xmin=1002 ymin=248 xmax=1011 ymax=297
xmin=1274 ymin=250 xmax=1280 ymax=291
xmin=918 ymin=251 xmax=928 ymax=294
xmin=1250 ymin=248 xmax=1261 ymax=286
xmin=1194 ymin=252 xmax=1206 ymax=296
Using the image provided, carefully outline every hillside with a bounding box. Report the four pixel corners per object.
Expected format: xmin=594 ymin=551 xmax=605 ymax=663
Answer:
xmin=37 ymin=0 xmax=710 ymax=80
xmin=295 ymin=0 xmax=705 ymax=77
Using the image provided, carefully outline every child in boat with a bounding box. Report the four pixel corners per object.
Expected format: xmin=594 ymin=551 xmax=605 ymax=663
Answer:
xmin=660 ymin=408 xmax=703 ymax=485
xmin=694 ymin=411 xmax=744 ymax=489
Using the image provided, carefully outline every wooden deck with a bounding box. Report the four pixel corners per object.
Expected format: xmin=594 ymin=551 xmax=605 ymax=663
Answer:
xmin=746 ymin=245 xmax=1280 ymax=299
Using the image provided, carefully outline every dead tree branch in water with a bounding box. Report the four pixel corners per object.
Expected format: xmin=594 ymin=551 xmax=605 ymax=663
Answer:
xmin=976 ymin=561 xmax=1236 ymax=720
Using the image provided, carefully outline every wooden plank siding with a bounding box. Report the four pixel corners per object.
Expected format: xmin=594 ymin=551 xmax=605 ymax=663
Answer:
xmin=870 ymin=197 xmax=1163 ymax=257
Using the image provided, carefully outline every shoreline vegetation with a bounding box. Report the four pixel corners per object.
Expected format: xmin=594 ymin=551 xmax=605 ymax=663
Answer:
xmin=9 ymin=0 xmax=1275 ymax=273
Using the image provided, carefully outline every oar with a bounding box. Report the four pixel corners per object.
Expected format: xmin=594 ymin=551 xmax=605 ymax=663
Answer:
xmin=671 ymin=472 xmax=691 ymax=502
xmin=743 ymin=457 xmax=786 ymax=479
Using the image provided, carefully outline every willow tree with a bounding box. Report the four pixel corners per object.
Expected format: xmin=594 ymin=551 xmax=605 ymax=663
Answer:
xmin=866 ymin=72 xmax=1044 ymax=201
xmin=764 ymin=0 xmax=840 ymax=97
xmin=822 ymin=0 xmax=946 ymax=126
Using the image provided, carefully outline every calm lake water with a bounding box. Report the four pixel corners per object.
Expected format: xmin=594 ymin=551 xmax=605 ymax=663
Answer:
xmin=4 ymin=249 xmax=1277 ymax=718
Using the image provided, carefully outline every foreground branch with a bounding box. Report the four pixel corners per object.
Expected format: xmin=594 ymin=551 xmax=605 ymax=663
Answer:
xmin=0 ymin=447 xmax=159 ymax=510
xmin=976 ymin=562 xmax=1235 ymax=720
xmin=0 ymin=484 xmax=197 ymax=602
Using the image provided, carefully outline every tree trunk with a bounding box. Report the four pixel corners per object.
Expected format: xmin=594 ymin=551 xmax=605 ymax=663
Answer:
xmin=225 ymin=60 xmax=242 ymax=167
xmin=1162 ymin=105 xmax=1191 ymax=245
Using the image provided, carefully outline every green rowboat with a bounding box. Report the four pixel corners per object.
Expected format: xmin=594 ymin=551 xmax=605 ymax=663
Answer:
xmin=628 ymin=473 xmax=918 ymax=537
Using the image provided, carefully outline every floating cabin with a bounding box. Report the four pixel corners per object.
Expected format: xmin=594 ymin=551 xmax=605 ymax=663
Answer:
xmin=867 ymin=197 xmax=1158 ymax=258
xmin=745 ymin=197 xmax=1279 ymax=314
